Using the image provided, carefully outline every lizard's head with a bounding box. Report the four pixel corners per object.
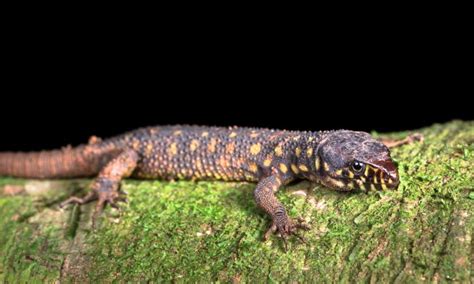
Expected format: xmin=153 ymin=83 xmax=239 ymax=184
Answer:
xmin=316 ymin=130 xmax=399 ymax=192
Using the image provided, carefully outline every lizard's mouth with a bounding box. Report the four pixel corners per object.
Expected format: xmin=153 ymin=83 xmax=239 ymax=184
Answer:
xmin=366 ymin=159 xmax=400 ymax=190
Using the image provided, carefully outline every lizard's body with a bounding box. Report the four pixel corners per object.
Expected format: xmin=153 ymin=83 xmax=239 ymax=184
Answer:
xmin=0 ymin=125 xmax=400 ymax=247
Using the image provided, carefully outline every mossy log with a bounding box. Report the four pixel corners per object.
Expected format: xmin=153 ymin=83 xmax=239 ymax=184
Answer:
xmin=0 ymin=121 xmax=473 ymax=282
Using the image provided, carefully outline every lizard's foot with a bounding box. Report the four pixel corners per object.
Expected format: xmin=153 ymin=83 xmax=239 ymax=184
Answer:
xmin=90 ymin=189 xmax=128 ymax=228
xmin=59 ymin=149 xmax=137 ymax=228
xmin=263 ymin=217 xmax=310 ymax=251
xmin=59 ymin=187 xmax=127 ymax=228
xmin=381 ymin=132 xmax=424 ymax=148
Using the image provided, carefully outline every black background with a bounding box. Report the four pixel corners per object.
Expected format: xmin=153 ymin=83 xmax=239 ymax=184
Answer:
xmin=1 ymin=24 xmax=472 ymax=151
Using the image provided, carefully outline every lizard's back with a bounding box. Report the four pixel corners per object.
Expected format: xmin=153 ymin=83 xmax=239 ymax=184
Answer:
xmin=0 ymin=125 xmax=305 ymax=180
xmin=113 ymin=125 xmax=301 ymax=181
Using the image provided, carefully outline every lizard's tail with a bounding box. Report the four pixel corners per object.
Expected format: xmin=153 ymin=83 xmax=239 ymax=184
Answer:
xmin=0 ymin=146 xmax=107 ymax=179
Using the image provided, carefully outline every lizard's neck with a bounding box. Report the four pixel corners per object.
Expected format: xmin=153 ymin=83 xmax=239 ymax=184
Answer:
xmin=288 ymin=132 xmax=328 ymax=182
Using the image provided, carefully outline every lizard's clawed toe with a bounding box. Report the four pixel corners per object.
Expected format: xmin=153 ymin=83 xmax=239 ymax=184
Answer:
xmin=263 ymin=217 xmax=310 ymax=251
xmin=263 ymin=223 xmax=277 ymax=241
xmin=59 ymin=192 xmax=97 ymax=208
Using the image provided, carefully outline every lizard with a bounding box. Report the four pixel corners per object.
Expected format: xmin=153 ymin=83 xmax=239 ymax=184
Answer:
xmin=0 ymin=125 xmax=408 ymax=249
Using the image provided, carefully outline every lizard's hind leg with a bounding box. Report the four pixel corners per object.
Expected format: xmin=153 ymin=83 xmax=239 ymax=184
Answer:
xmin=60 ymin=149 xmax=139 ymax=226
xmin=380 ymin=133 xmax=424 ymax=148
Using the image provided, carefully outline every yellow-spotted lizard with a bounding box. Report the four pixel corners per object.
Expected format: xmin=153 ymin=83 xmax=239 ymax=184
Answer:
xmin=0 ymin=126 xmax=416 ymax=249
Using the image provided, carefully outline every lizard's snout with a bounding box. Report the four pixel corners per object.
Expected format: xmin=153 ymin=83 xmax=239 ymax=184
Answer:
xmin=368 ymin=159 xmax=400 ymax=189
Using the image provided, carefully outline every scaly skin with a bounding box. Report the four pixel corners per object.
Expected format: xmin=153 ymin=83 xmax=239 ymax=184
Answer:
xmin=0 ymin=125 xmax=401 ymax=248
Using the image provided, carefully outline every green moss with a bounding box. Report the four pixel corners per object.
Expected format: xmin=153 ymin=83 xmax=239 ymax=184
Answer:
xmin=0 ymin=120 xmax=473 ymax=282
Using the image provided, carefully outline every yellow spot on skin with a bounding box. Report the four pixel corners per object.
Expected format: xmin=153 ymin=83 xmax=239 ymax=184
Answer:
xmin=244 ymin=173 xmax=254 ymax=180
xmin=328 ymin=177 xmax=345 ymax=188
xmin=381 ymin=183 xmax=388 ymax=190
xmin=263 ymin=157 xmax=272 ymax=167
xmin=295 ymin=147 xmax=301 ymax=157
xmin=275 ymin=146 xmax=283 ymax=156
xmin=388 ymin=179 xmax=393 ymax=184
xmin=168 ymin=143 xmax=178 ymax=156
xmin=306 ymin=148 xmax=313 ymax=158
xmin=372 ymin=168 xmax=379 ymax=183
xmin=201 ymin=131 xmax=209 ymax=137
xmin=291 ymin=164 xmax=299 ymax=174
xmin=219 ymin=157 xmax=228 ymax=169
xmin=250 ymin=132 xmax=259 ymax=138
xmin=370 ymin=184 xmax=377 ymax=191
xmin=208 ymin=138 xmax=217 ymax=153
xmin=348 ymin=171 xmax=354 ymax=178
xmin=225 ymin=142 xmax=235 ymax=154
xmin=355 ymin=180 xmax=366 ymax=191
xmin=315 ymin=157 xmax=320 ymax=170
xmin=323 ymin=162 xmax=329 ymax=172
xmin=250 ymin=143 xmax=261 ymax=155
xmin=132 ymin=140 xmax=140 ymax=150
xmin=335 ymin=169 xmax=343 ymax=176
xmin=249 ymin=162 xmax=258 ymax=173
xmin=229 ymin=132 xmax=237 ymax=138
xmin=279 ymin=163 xmax=288 ymax=173
xmin=190 ymin=139 xmax=199 ymax=151
xmin=308 ymin=137 xmax=314 ymax=142
xmin=364 ymin=165 xmax=370 ymax=177
xmin=145 ymin=143 xmax=153 ymax=156
xmin=173 ymin=130 xmax=182 ymax=136
xmin=298 ymin=164 xmax=309 ymax=172
xmin=374 ymin=174 xmax=379 ymax=184
xmin=196 ymin=160 xmax=203 ymax=171
xmin=360 ymin=176 xmax=367 ymax=183
xmin=293 ymin=135 xmax=301 ymax=141
xmin=347 ymin=182 xmax=355 ymax=189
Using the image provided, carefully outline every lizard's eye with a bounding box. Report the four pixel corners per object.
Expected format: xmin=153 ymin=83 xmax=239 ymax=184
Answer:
xmin=351 ymin=161 xmax=365 ymax=173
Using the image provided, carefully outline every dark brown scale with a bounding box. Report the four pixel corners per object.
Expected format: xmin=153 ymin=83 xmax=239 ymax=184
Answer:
xmin=0 ymin=125 xmax=401 ymax=249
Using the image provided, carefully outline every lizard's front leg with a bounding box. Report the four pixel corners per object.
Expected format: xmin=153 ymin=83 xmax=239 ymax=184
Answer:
xmin=60 ymin=148 xmax=139 ymax=226
xmin=254 ymin=175 xmax=309 ymax=250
